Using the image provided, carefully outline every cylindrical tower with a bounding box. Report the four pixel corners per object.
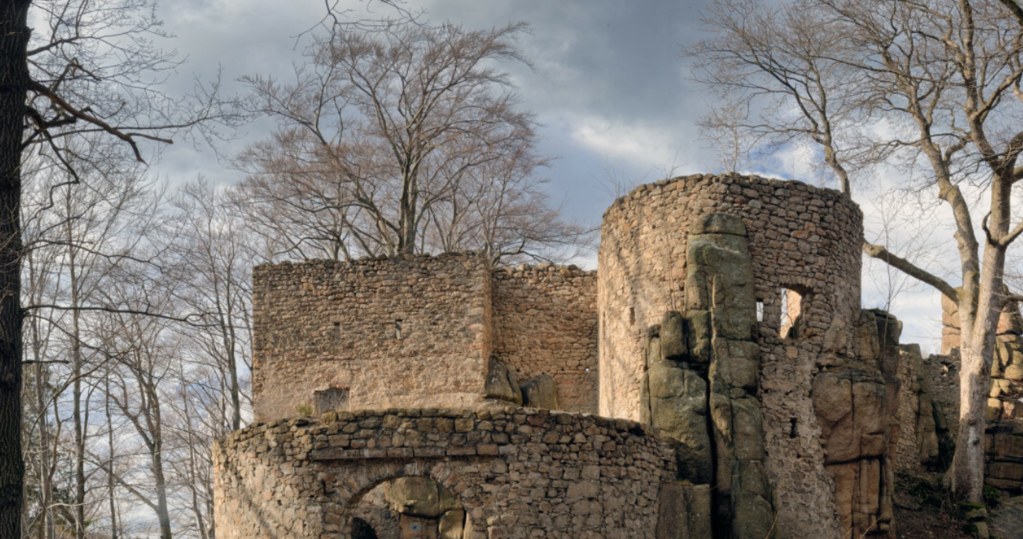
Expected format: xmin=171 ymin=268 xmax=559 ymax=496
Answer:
xmin=598 ymin=173 xmax=864 ymax=535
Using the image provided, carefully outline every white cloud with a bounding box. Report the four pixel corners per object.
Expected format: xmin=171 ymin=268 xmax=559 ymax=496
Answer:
xmin=570 ymin=117 xmax=680 ymax=171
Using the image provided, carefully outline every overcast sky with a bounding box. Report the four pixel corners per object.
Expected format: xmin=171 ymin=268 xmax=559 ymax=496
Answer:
xmin=148 ymin=0 xmax=946 ymax=350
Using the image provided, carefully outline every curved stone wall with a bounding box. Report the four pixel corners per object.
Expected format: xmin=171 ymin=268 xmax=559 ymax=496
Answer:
xmin=214 ymin=408 xmax=681 ymax=538
xmin=598 ymin=174 xmax=863 ymax=535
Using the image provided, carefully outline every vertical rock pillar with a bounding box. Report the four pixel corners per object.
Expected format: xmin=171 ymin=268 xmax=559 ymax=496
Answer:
xmin=685 ymin=213 xmax=774 ymax=539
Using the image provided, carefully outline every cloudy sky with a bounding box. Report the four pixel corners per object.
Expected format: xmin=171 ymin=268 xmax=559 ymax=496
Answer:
xmin=148 ymin=0 xmax=947 ymax=349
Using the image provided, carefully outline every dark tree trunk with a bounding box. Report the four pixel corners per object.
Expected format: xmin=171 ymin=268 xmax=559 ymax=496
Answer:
xmin=0 ymin=2 xmax=30 ymax=536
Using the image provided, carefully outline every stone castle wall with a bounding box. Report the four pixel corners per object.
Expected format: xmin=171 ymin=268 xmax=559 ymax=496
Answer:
xmin=252 ymin=255 xmax=493 ymax=422
xmin=252 ymin=255 xmax=600 ymax=422
xmin=214 ymin=408 xmax=684 ymax=538
xmin=598 ymin=174 xmax=864 ymax=535
xmin=492 ymin=265 xmax=598 ymax=413
xmin=225 ymin=173 xmax=928 ymax=538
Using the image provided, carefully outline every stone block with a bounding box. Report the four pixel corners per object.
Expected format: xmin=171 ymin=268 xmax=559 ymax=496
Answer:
xmin=732 ymin=490 xmax=774 ymax=539
xmin=686 ymin=310 xmax=712 ymax=364
xmin=566 ymin=480 xmax=601 ymax=500
xmin=988 ymin=461 xmax=1023 ymax=482
xmin=520 ymin=374 xmax=559 ymax=410
xmin=852 ymin=380 xmax=886 ymax=436
xmin=730 ymin=397 xmax=765 ymax=461
xmin=648 ymin=363 xmax=706 ymax=405
xmin=991 ymin=431 xmax=1023 ymax=459
xmin=1006 ymin=364 xmax=1023 ymax=381
xmin=385 ymin=477 xmax=442 ymax=518
xmin=655 ymin=482 xmax=689 ymax=539
xmin=655 ymin=481 xmax=713 ymax=539
xmin=813 ymin=372 xmax=852 ymax=425
xmin=660 ymin=311 xmax=688 ymax=361
xmin=855 ymin=310 xmax=881 ymax=362
xmin=439 ymin=509 xmax=466 ymax=539
xmin=484 ymin=356 xmax=522 ymax=405
xmin=715 ymin=340 xmax=760 ymax=391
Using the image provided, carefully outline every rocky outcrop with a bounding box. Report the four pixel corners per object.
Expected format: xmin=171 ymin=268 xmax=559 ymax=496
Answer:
xmin=986 ymin=422 xmax=1023 ymax=491
xmin=644 ymin=314 xmax=713 ymax=484
xmin=812 ymin=310 xmax=901 ymax=537
xmin=894 ymin=345 xmax=946 ymax=473
xmin=686 ymin=214 xmax=773 ymax=539
xmin=641 ymin=213 xmax=774 ymax=539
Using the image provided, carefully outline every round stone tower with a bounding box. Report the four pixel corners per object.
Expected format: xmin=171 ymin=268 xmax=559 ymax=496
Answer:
xmin=598 ymin=173 xmax=865 ymax=535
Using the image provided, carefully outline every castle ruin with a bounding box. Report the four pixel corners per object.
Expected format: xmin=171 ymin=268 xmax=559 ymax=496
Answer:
xmin=213 ymin=174 xmax=1018 ymax=538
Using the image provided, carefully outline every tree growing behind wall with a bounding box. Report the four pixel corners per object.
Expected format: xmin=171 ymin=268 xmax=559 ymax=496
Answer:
xmin=697 ymin=0 xmax=1023 ymax=502
xmin=235 ymin=7 xmax=585 ymax=263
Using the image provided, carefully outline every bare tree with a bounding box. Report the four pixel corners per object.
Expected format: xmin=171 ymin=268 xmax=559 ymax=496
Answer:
xmin=235 ymin=7 xmax=583 ymax=263
xmin=169 ymin=180 xmax=255 ymax=432
xmin=698 ymin=0 xmax=1023 ymax=502
xmin=0 ymin=0 xmax=224 ymax=531
xmin=98 ymin=294 xmax=175 ymax=539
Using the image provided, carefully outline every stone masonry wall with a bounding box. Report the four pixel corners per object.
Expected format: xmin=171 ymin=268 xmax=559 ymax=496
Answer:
xmin=598 ymin=174 xmax=863 ymax=537
xmin=492 ymin=264 xmax=598 ymax=413
xmin=252 ymin=255 xmax=492 ymax=422
xmin=214 ymin=408 xmax=681 ymax=538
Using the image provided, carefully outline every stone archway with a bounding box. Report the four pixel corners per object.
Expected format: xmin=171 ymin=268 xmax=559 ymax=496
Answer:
xmin=348 ymin=475 xmax=467 ymax=539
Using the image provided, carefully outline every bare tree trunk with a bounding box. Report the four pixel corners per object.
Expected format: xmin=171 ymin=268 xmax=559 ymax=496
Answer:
xmin=30 ymin=317 xmax=53 ymax=539
xmin=104 ymin=369 xmax=118 ymax=539
xmin=66 ymin=214 xmax=88 ymax=539
xmin=0 ymin=2 xmax=30 ymax=536
xmin=151 ymin=438 xmax=172 ymax=539
xmin=178 ymin=373 xmax=209 ymax=539
xmin=26 ymin=250 xmax=55 ymax=539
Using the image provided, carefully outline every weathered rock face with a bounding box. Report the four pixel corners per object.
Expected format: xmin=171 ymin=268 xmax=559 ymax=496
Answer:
xmin=686 ymin=214 xmax=774 ymax=539
xmin=655 ymin=481 xmax=713 ymax=539
xmin=812 ymin=310 xmax=901 ymax=537
xmin=645 ymin=320 xmax=712 ymax=484
xmin=640 ymin=214 xmax=774 ymax=539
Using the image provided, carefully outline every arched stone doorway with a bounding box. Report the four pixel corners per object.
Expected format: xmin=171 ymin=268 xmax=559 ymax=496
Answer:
xmin=349 ymin=476 xmax=466 ymax=539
